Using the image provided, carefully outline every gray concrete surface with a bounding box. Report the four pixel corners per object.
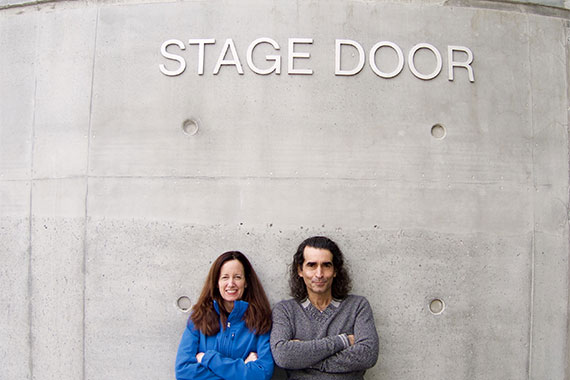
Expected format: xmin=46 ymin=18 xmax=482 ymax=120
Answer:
xmin=2 ymin=0 xmax=570 ymax=11
xmin=0 ymin=0 xmax=568 ymax=380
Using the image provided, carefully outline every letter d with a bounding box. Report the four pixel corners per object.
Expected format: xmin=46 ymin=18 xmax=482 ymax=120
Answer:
xmin=335 ymin=39 xmax=365 ymax=76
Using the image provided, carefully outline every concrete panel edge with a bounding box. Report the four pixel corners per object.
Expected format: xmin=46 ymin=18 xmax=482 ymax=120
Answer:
xmin=567 ymin=22 xmax=570 ymax=380
xmin=445 ymin=0 xmax=570 ymax=17
xmin=1 ymin=0 xmax=570 ymax=14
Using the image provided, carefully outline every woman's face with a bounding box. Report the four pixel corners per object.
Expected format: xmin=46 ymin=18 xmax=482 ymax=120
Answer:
xmin=218 ymin=259 xmax=247 ymax=310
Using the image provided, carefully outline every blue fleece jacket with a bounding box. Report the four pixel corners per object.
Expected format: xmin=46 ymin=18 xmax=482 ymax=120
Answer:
xmin=175 ymin=300 xmax=274 ymax=380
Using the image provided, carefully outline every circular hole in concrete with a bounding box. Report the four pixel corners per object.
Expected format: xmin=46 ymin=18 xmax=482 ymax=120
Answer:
xmin=182 ymin=119 xmax=199 ymax=136
xmin=177 ymin=296 xmax=192 ymax=312
xmin=431 ymin=124 xmax=446 ymax=139
xmin=429 ymin=298 xmax=445 ymax=315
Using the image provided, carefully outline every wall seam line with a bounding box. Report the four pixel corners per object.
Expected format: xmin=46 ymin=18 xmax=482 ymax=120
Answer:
xmin=26 ymin=13 xmax=41 ymax=378
xmin=563 ymin=21 xmax=570 ymax=380
xmin=27 ymin=73 xmax=38 ymax=380
xmin=526 ymin=12 xmax=534 ymax=380
xmin=82 ymin=7 xmax=99 ymax=380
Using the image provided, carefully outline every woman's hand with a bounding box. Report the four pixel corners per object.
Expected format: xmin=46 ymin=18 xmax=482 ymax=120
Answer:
xmin=244 ymin=352 xmax=258 ymax=364
xmin=196 ymin=352 xmax=205 ymax=363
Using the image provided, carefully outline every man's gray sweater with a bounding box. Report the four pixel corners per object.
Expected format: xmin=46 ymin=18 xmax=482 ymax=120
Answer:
xmin=270 ymin=295 xmax=379 ymax=379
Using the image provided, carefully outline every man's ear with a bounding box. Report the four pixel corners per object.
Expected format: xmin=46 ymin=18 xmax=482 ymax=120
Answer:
xmin=297 ymin=265 xmax=303 ymax=277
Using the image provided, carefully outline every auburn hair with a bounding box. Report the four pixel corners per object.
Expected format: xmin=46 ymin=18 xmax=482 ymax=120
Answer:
xmin=190 ymin=251 xmax=272 ymax=335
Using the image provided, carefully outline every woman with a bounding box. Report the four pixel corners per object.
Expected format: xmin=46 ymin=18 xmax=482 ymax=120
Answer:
xmin=175 ymin=251 xmax=274 ymax=380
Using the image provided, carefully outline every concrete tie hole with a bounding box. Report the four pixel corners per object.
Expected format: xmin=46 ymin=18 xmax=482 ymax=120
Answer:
xmin=429 ymin=298 xmax=445 ymax=315
xmin=177 ymin=296 xmax=192 ymax=312
xmin=182 ymin=119 xmax=199 ymax=136
xmin=431 ymin=123 xmax=446 ymax=139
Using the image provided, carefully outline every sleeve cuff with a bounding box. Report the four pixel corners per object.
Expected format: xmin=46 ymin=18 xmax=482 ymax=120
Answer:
xmin=200 ymin=350 xmax=216 ymax=368
xmin=339 ymin=333 xmax=350 ymax=349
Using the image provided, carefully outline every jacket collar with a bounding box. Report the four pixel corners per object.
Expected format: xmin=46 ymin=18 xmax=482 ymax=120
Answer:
xmin=213 ymin=299 xmax=248 ymax=321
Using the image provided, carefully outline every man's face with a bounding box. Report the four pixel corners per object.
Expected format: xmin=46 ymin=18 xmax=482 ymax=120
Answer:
xmin=298 ymin=246 xmax=336 ymax=299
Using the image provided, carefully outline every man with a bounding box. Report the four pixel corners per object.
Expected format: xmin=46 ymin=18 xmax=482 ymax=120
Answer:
xmin=270 ymin=236 xmax=379 ymax=379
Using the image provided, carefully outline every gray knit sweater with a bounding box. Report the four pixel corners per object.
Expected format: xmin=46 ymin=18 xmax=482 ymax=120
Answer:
xmin=270 ymin=295 xmax=379 ymax=379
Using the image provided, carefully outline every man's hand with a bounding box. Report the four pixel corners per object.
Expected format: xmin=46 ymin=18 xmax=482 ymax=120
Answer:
xmin=244 ymin=352 xmax=258 ymax=363
xmin=347 ymin=335 xmax=355 ymax=346
xmin=196 ymin=352 xmax=205 ymax=363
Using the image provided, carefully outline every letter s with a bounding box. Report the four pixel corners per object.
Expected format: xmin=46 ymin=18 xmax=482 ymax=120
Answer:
xmin=159 ymin=39 xmax=186 ymax=76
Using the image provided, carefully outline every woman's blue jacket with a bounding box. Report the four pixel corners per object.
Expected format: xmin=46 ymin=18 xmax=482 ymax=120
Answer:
xmin=175 ymin=300 xmax=274 ymax=380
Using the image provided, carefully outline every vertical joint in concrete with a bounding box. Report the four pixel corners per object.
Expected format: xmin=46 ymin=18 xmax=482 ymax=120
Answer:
xmin=565 ymin=23 xmax=570 ymax=380
xmin=82 ymin=8 xmax=100 ymax=380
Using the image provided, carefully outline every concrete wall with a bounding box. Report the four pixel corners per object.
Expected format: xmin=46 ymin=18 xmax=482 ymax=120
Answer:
xmin=0 ymin=0 xmax=568 ymax=379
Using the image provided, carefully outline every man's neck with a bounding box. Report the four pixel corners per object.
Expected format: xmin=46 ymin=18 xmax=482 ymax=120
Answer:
xmin=308 ymin=293 xmax=332 ymax=311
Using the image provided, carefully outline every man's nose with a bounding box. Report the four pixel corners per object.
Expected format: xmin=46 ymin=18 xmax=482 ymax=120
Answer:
xmin=315 ymin=266 xmax=323 ymax=277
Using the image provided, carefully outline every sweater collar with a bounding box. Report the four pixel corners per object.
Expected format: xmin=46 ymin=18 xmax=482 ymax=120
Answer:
xmin=301 ymin=298 xmax=341 ymax=310
xmin=213 ymin=299 xmax=248 ymax=321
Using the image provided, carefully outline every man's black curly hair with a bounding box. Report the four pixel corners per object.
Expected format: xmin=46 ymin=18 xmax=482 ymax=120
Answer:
xmin=289 ymin=236 xmax=352 ymax=301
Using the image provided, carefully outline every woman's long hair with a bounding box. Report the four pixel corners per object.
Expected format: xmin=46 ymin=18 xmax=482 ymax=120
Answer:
xmin=190 ymin=251 xmax=272 ymax=336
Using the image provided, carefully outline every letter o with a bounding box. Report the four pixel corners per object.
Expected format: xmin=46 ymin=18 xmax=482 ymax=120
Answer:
xmin=408 ymin=43 xmax=442 ymax=80
xmin=369 ymin=41 xmax=404 ymax=78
